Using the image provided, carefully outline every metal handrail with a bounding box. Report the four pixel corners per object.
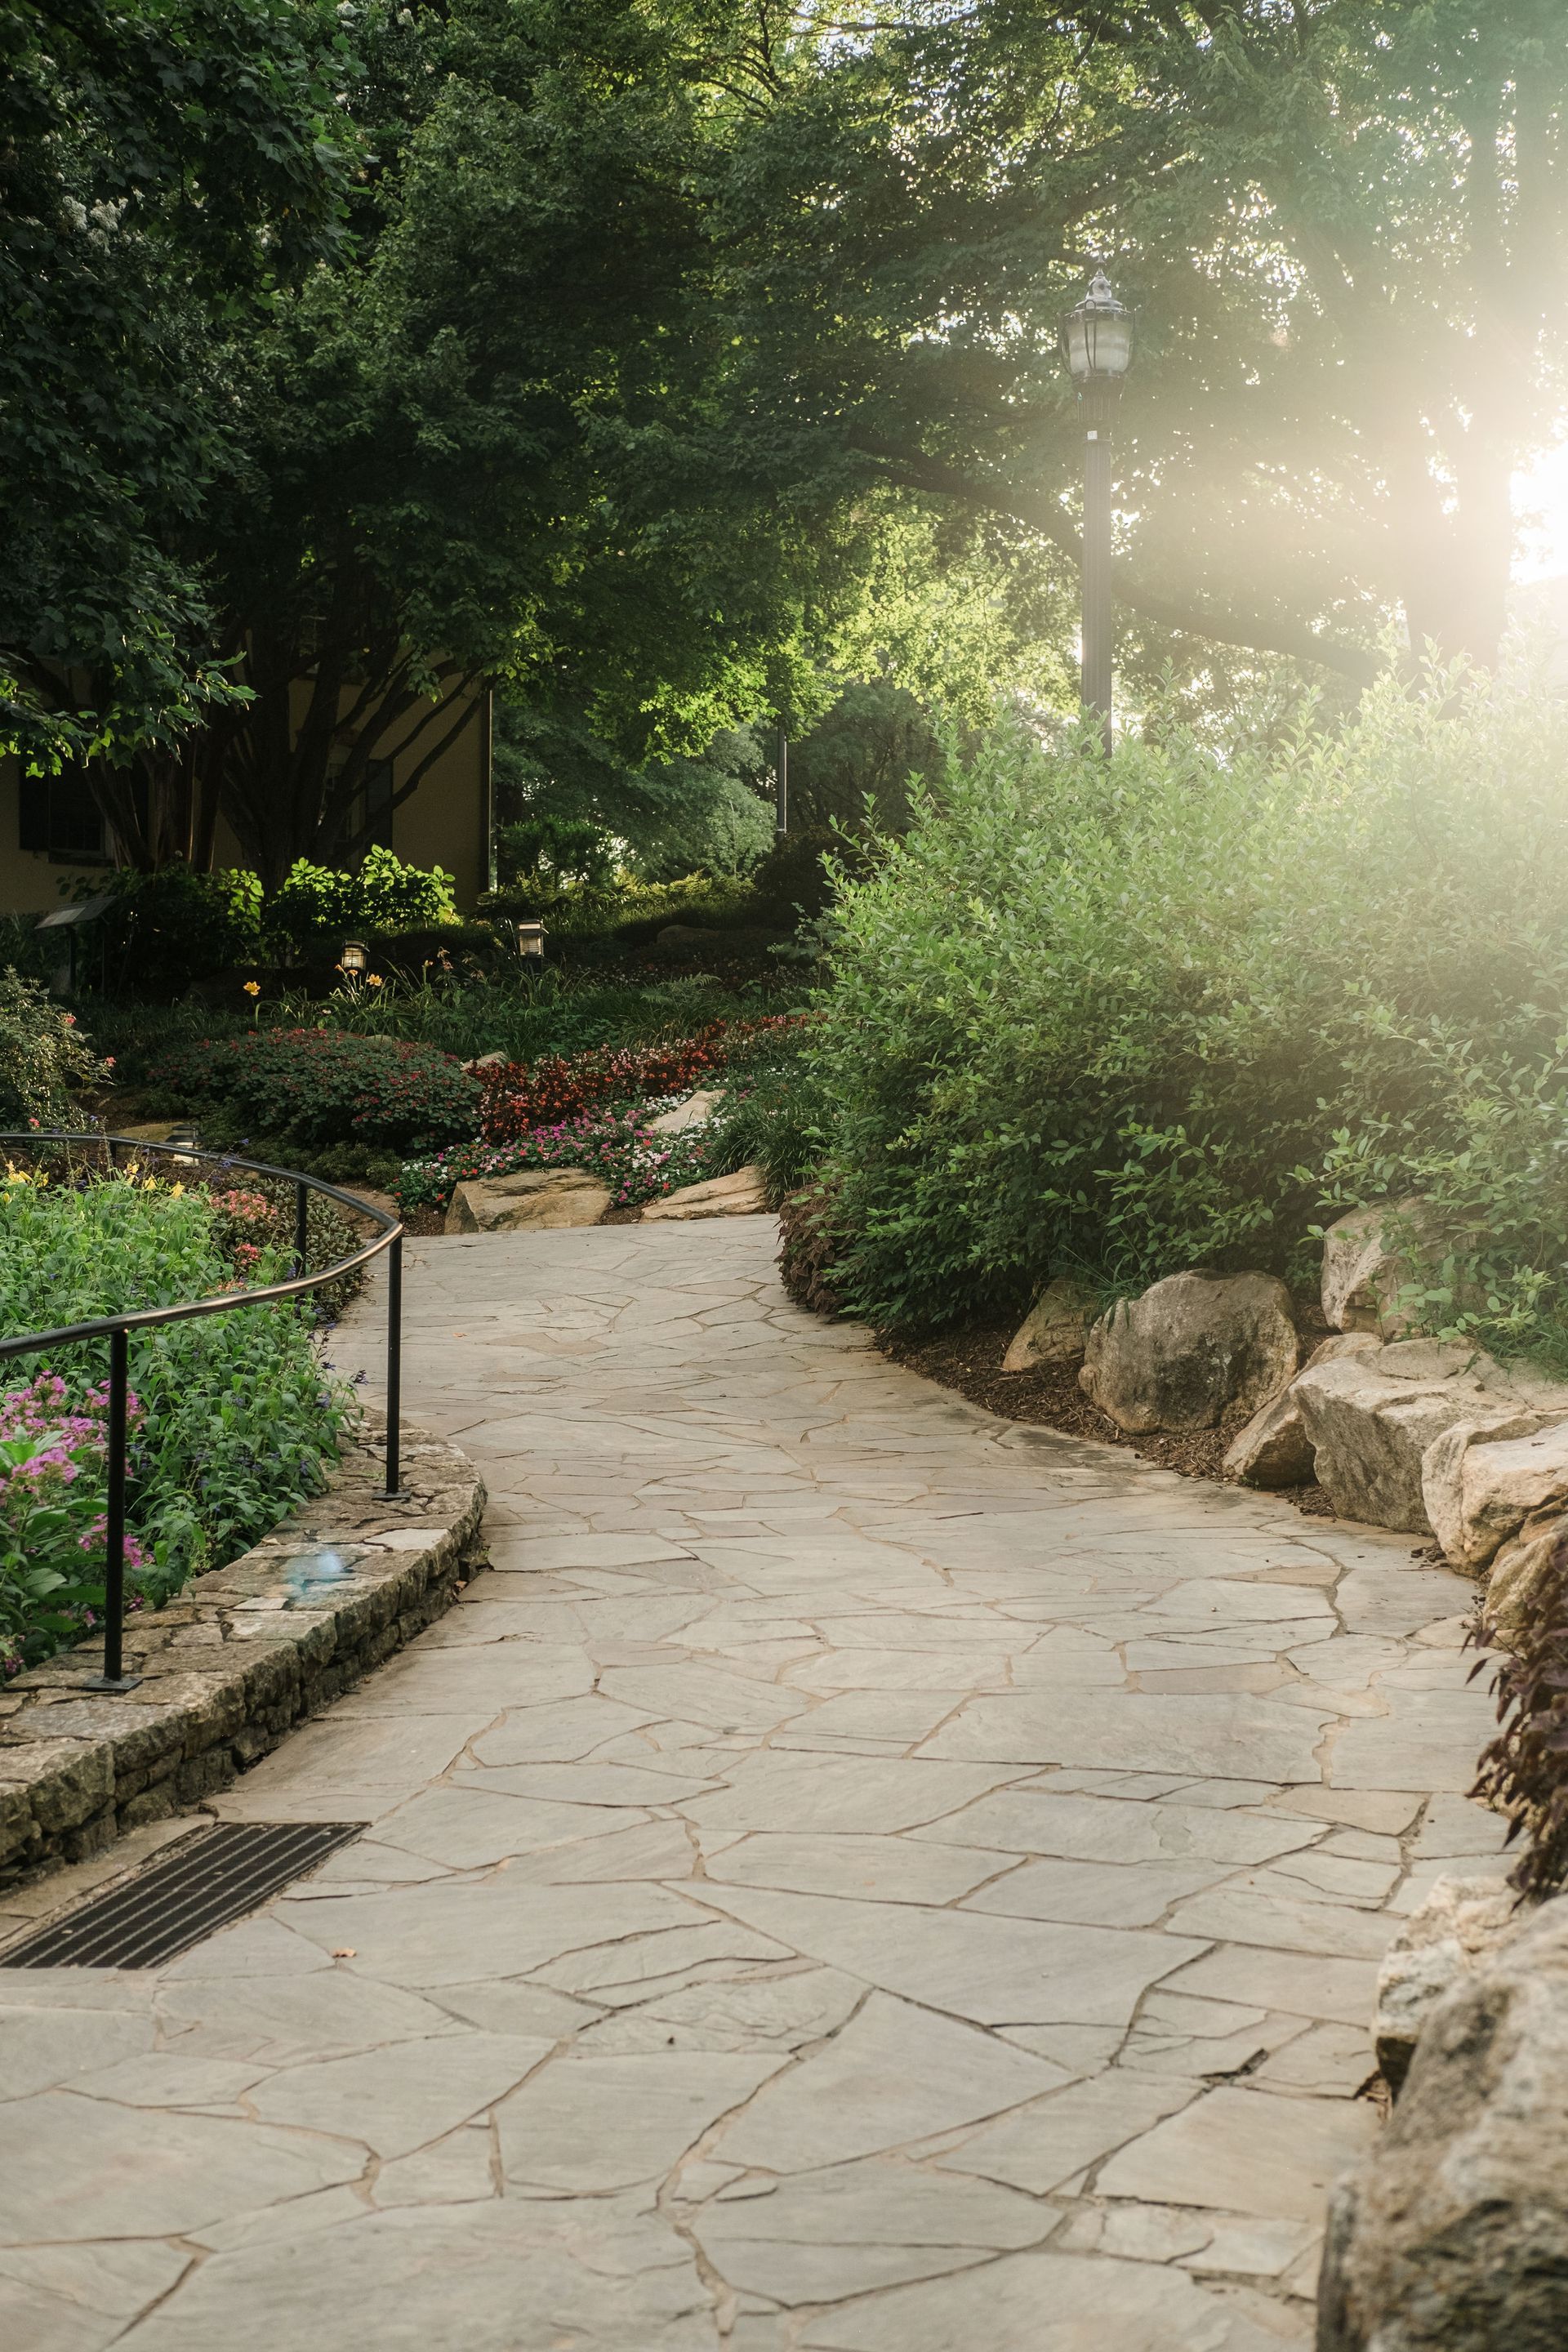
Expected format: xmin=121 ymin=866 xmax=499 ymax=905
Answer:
xmin=0 ymin=1131 xmax=408 ymax=1694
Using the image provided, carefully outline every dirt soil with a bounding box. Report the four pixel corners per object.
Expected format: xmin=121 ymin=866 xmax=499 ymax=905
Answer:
xmin=876 ymin=1317 xmax=1336 ymax=1517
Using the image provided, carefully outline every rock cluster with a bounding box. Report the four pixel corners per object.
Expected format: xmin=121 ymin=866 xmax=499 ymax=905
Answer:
xmin=1000 ymin=1199 xmax=1568 ymax=1570
xmin=1319 ymin=1882 xmax=1568 ymax=2352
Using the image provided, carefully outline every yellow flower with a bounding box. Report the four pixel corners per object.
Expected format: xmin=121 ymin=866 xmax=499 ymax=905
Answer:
xmin=367 ymin=973 xmax=384 ymax=988
xmin=168 ymin=1181 xmax=185 ymax=1198
xmin=243 ymin=979 xmax=261 ymax=998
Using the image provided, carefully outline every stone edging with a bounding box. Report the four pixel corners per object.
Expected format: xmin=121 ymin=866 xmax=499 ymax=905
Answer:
xmin=0 ymin=1419 xmax=486 ymax=1891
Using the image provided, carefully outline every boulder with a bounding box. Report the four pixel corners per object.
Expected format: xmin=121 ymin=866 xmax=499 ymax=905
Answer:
xmin=445 ymin=1169 xmax=612 ymax=1234
xmin=1486 ymin=1512 xmax=1568 ymax=1636
xmin=1293 ymin=1339 xmax=1522 ymax=1535
xmin=1318 ymin=1891 xmax=1568 ymax=2352
xmin=1423 ymin=1414 xmax=1568 ymax=1575
xmin=1321 ymin=1195 xmax=1454 ymax=1337
xmin=461 ymin=1050 xmax=507 ymax=1074
xmin=1371 ymin=1872 xmax=1519 ymax=2093
xmin=1223 ymin=1333 xmax=1381 ymax=1488
xmin=1001 ymin=1276 xmax=1098 ymax=1374
xmin=642 ymin=1165 xmax=768 ymax=1222
xmin=1077 ymin=1270 xmax=1299 ymax=1436
xmin=645 ymin=1089 xmax=726 ymax=1135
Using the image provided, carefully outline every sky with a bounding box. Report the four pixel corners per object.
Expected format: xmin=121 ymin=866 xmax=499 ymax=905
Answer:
xmin=1513 ymin=442 xmax=1568 ymax=583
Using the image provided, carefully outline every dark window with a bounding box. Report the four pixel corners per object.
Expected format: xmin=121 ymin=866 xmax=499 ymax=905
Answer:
xmin=17 ymin=774 xmax=109 ymax=864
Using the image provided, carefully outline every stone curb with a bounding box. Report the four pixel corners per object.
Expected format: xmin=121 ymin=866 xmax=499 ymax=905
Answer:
xmin=0 ymin=1418 xmax=486 ymax=1890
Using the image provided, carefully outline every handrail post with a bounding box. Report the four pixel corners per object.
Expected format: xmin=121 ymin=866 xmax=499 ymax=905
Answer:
xmin=381 ymin=1230 xmax=407 ymax=1499
xmin=84 ymin=1326 xmax=140 ymax=1692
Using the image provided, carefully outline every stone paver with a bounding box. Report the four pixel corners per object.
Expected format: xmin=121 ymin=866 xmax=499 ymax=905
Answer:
xmin=0 ymin=1217 xmax=1505 ymax=2348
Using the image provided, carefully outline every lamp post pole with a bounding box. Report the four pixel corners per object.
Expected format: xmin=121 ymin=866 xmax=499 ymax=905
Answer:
xmin=1058 ymin=270 xmax=1133 ymax=755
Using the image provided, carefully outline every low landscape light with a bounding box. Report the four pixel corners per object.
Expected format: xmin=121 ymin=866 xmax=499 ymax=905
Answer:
xmin=516 ymin=920 xmax=546 ymax=960
xmin=341 ymin=939 xmax=368 ymax=974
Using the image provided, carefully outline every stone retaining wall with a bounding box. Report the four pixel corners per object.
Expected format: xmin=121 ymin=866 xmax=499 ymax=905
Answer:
xmin=0 ymin=1420 xmax=485 ymax=1889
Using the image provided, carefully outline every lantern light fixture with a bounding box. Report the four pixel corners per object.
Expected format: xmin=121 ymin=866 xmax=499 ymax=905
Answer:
xmin=516 ymin=920 xmax=546 ymax=960
xmin=1058 ymin=268 xmax=1133 ymax=385
xmin=341 ymin=939 xmax=368 ymax=974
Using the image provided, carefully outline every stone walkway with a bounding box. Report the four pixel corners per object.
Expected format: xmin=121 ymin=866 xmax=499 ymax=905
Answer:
xmin=0 ymin=1218 xmax=1511 ymax=2350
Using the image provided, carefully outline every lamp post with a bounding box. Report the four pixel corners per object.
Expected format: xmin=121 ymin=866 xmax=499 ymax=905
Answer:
xmin=1058 ymin=269 xmax=1133 ymax=753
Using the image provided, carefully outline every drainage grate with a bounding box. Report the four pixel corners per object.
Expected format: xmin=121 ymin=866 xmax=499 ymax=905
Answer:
xmin=2 ymin=1821 xmax=364 ymax=1970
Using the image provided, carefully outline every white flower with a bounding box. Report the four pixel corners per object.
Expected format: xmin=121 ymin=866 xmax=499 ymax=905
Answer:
xmin=60 ymin=198 xmax=87 ymax=233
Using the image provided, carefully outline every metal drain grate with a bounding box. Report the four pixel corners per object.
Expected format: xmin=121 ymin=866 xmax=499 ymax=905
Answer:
xmin=2 ymin=1821 xmax=364 ymax=1970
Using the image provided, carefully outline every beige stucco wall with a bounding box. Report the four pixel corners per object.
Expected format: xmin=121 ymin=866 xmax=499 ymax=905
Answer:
xmin=0 ymin=684 xmax=492 ymax=915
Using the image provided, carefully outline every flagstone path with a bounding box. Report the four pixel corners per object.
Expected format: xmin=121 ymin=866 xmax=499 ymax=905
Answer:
xmin=0 ymin=1217 xmax=1511 ymax=2350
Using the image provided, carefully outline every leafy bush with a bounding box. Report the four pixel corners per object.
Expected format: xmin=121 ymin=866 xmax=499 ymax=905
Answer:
xmin=804 ymin=662 xmax=1568 ymax=1348
xmin=149 ymin=1027 xmax=480 ymax=1152
xmin=0 ymin=1374 xmax=150 ymax=1676
xmin=478 ymin=1017 xmax=803 ymax=1140
xmin=0 ymin=969 xmax=109 ymax=1126
xmin=270 ymin=848 xmax=459 ymax=947
xmin=1469 ymin=1535 xmax=1568 ymax=1900
xmin=0 ymin=1167 xmax=348 ymax=1672
xmin=96 ymin=865 xmax=265 ymax=993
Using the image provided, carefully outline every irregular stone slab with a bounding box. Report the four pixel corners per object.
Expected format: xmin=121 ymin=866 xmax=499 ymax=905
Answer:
xmin=1319 ymin=1892 xmax=1568 ymax=2352
xmin=0 ymin=2003 xmax=153 ymax=2100
xmin=249 ymin=2031 xmax=551 ymax=2157
xmin=694 ymin=1883 xmax=1205 ymax=2029
xmin=703 ymin=1831 xmax=1003 ymax=1905
xmin=915 ymin=1788 xmax=1319 ymax=1869
xmin=445 ymin=1171 xmax=611 ymax=1235
xmin=495 ymin=2049 xmax=785 ymax=2189
xmin=274 ymin=1878 xmax=697 ymax=1989
xmin=0 ymin=2094 xmax=362 ymax=2242
xmin=1096 ymin=2082 xmax=1375 ymax=2220
xmin=1223 ymin=1334 xmax=1381 ymax=1488
xmin=643 ymin=1167 xmax=768 ymax=1222
xmin=1485 ymin=1512 xmax=1566 ymax=1634
xmin=1079 ymin=1271 xmax=1299 ymax=1435
xmin=1001 ymin=1276 xmax=1097 ymax=1374
xmin=154 ymin=1972 xmax=462 ymax=2067
xmin=794 ymin=2247 xmax=1285 ymax=2351
xmin=1329 ymin=1685 xmax=1499 ymax=1794
xmin=710 ymin=1992 xmax=1071 ymax=2172
xmin=694 ymin=2158 xmax=1045 ymax=2304
xmin=580 ymin=1968 xmax=864 ymax=2056
xmin=113 ymin=2198 xmax=714 ymax=2352
xmin=1321 ymin=1196 xmax=1454 ymax=1337
xmin=963 ymin=1855 xmax=1236 ymax=1927
xmin=939 ymin=2070 xmax=1197 ymax=2194
xmin=680 ymin=1753 xmax=1017 ymax=1837
xmin=1371 ymin=1871 xmax=1518 ymax=2092
xmin=1423 ymin=1418 xmax=1568 ymax=1573
xmin=920 ymin=1689 xmax=1331 ymax=1782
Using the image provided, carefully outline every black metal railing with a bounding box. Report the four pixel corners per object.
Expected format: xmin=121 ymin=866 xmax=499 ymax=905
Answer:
xmin=0 ymin=1131 xmax=407 ymax=1694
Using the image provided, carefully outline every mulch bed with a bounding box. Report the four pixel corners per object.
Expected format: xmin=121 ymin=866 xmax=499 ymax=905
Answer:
xmin=875 ymin=1316 xmax=1334 ymax=1514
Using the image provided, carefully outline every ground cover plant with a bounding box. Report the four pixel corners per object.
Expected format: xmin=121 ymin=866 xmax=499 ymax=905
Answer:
xmin=477 ymin=1016 xmax=804 ymax=1141
xmin=797 ymin=659 xmax=1568 ymax=1361
xmin=397 ymin=1114 xmax=719 ymax=1217
xmin=0 ymin=1164 xmax=350 ymax=1674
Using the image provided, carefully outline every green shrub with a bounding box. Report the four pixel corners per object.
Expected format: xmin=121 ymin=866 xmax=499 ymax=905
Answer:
xmin=0 ymin=1166 xmax=348 ymax=1669
xmin=149 ymin=1027 xmax=480 ymax=1153
xmin=805 ymin=661 xmax=1568 ymax=1354
xmin=270 ymin=847 xmax=458 ymax=947
xmin=96 ymin=865 xmax=265 ymax=993
xmin=0 ymin=968 xmax=108 ymax=1125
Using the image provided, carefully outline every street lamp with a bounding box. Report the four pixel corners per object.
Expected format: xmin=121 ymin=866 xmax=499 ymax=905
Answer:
xmin=1058 ymin=268 xmax=1133 ymax=752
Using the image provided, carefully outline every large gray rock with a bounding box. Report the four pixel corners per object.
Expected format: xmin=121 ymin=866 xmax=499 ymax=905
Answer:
xmin=1321 ymin=1196 xmax=1455 ymax=1338
xmin=1078 ymin=1270 xmax=1299 ymax=1436
xmin=1318 ymin=1891 xmax=1568 ymax=2352
xmin=644 ymin=1089 xmax=726 ymax=1135
xmin=1001 ymin=1276 xmax=1098 ymax=1374
xmin=446 ymin=1170 xmax=612 ymax=1234
xmin=1223 ymin=1334 xmax=1380 ymax=1488
xmin=1294 ymin=1339 xmax=1529 ymax=1535
xmin=1486 ymin=1511 xmax=1568 ymax=1636
xmin=1423 ymin=1414 xmax=1568 ymax=1575
xmin=1371 ymin=1873 xmax=1519 ymax=2093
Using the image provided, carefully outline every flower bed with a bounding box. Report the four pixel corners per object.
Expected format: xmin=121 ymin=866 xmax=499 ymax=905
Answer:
xmin=0 ymin=1165 xmax=350 ymax=1677
xmin=397 ymin=1108 xmax=719 ymax=1215
xmin=476 ymin=1016 xmax=802 ymax=1141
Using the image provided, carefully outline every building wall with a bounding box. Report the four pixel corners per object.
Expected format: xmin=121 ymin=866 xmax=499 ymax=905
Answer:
xmin=0 ymin=684 xmax=493 ymax=914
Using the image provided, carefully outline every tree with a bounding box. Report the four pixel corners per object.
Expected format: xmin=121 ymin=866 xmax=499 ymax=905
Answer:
xmin=691 ymin=1 xmax=1568 ymax=679
xmin=0 ymin=0 xmax=357 ymax=811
